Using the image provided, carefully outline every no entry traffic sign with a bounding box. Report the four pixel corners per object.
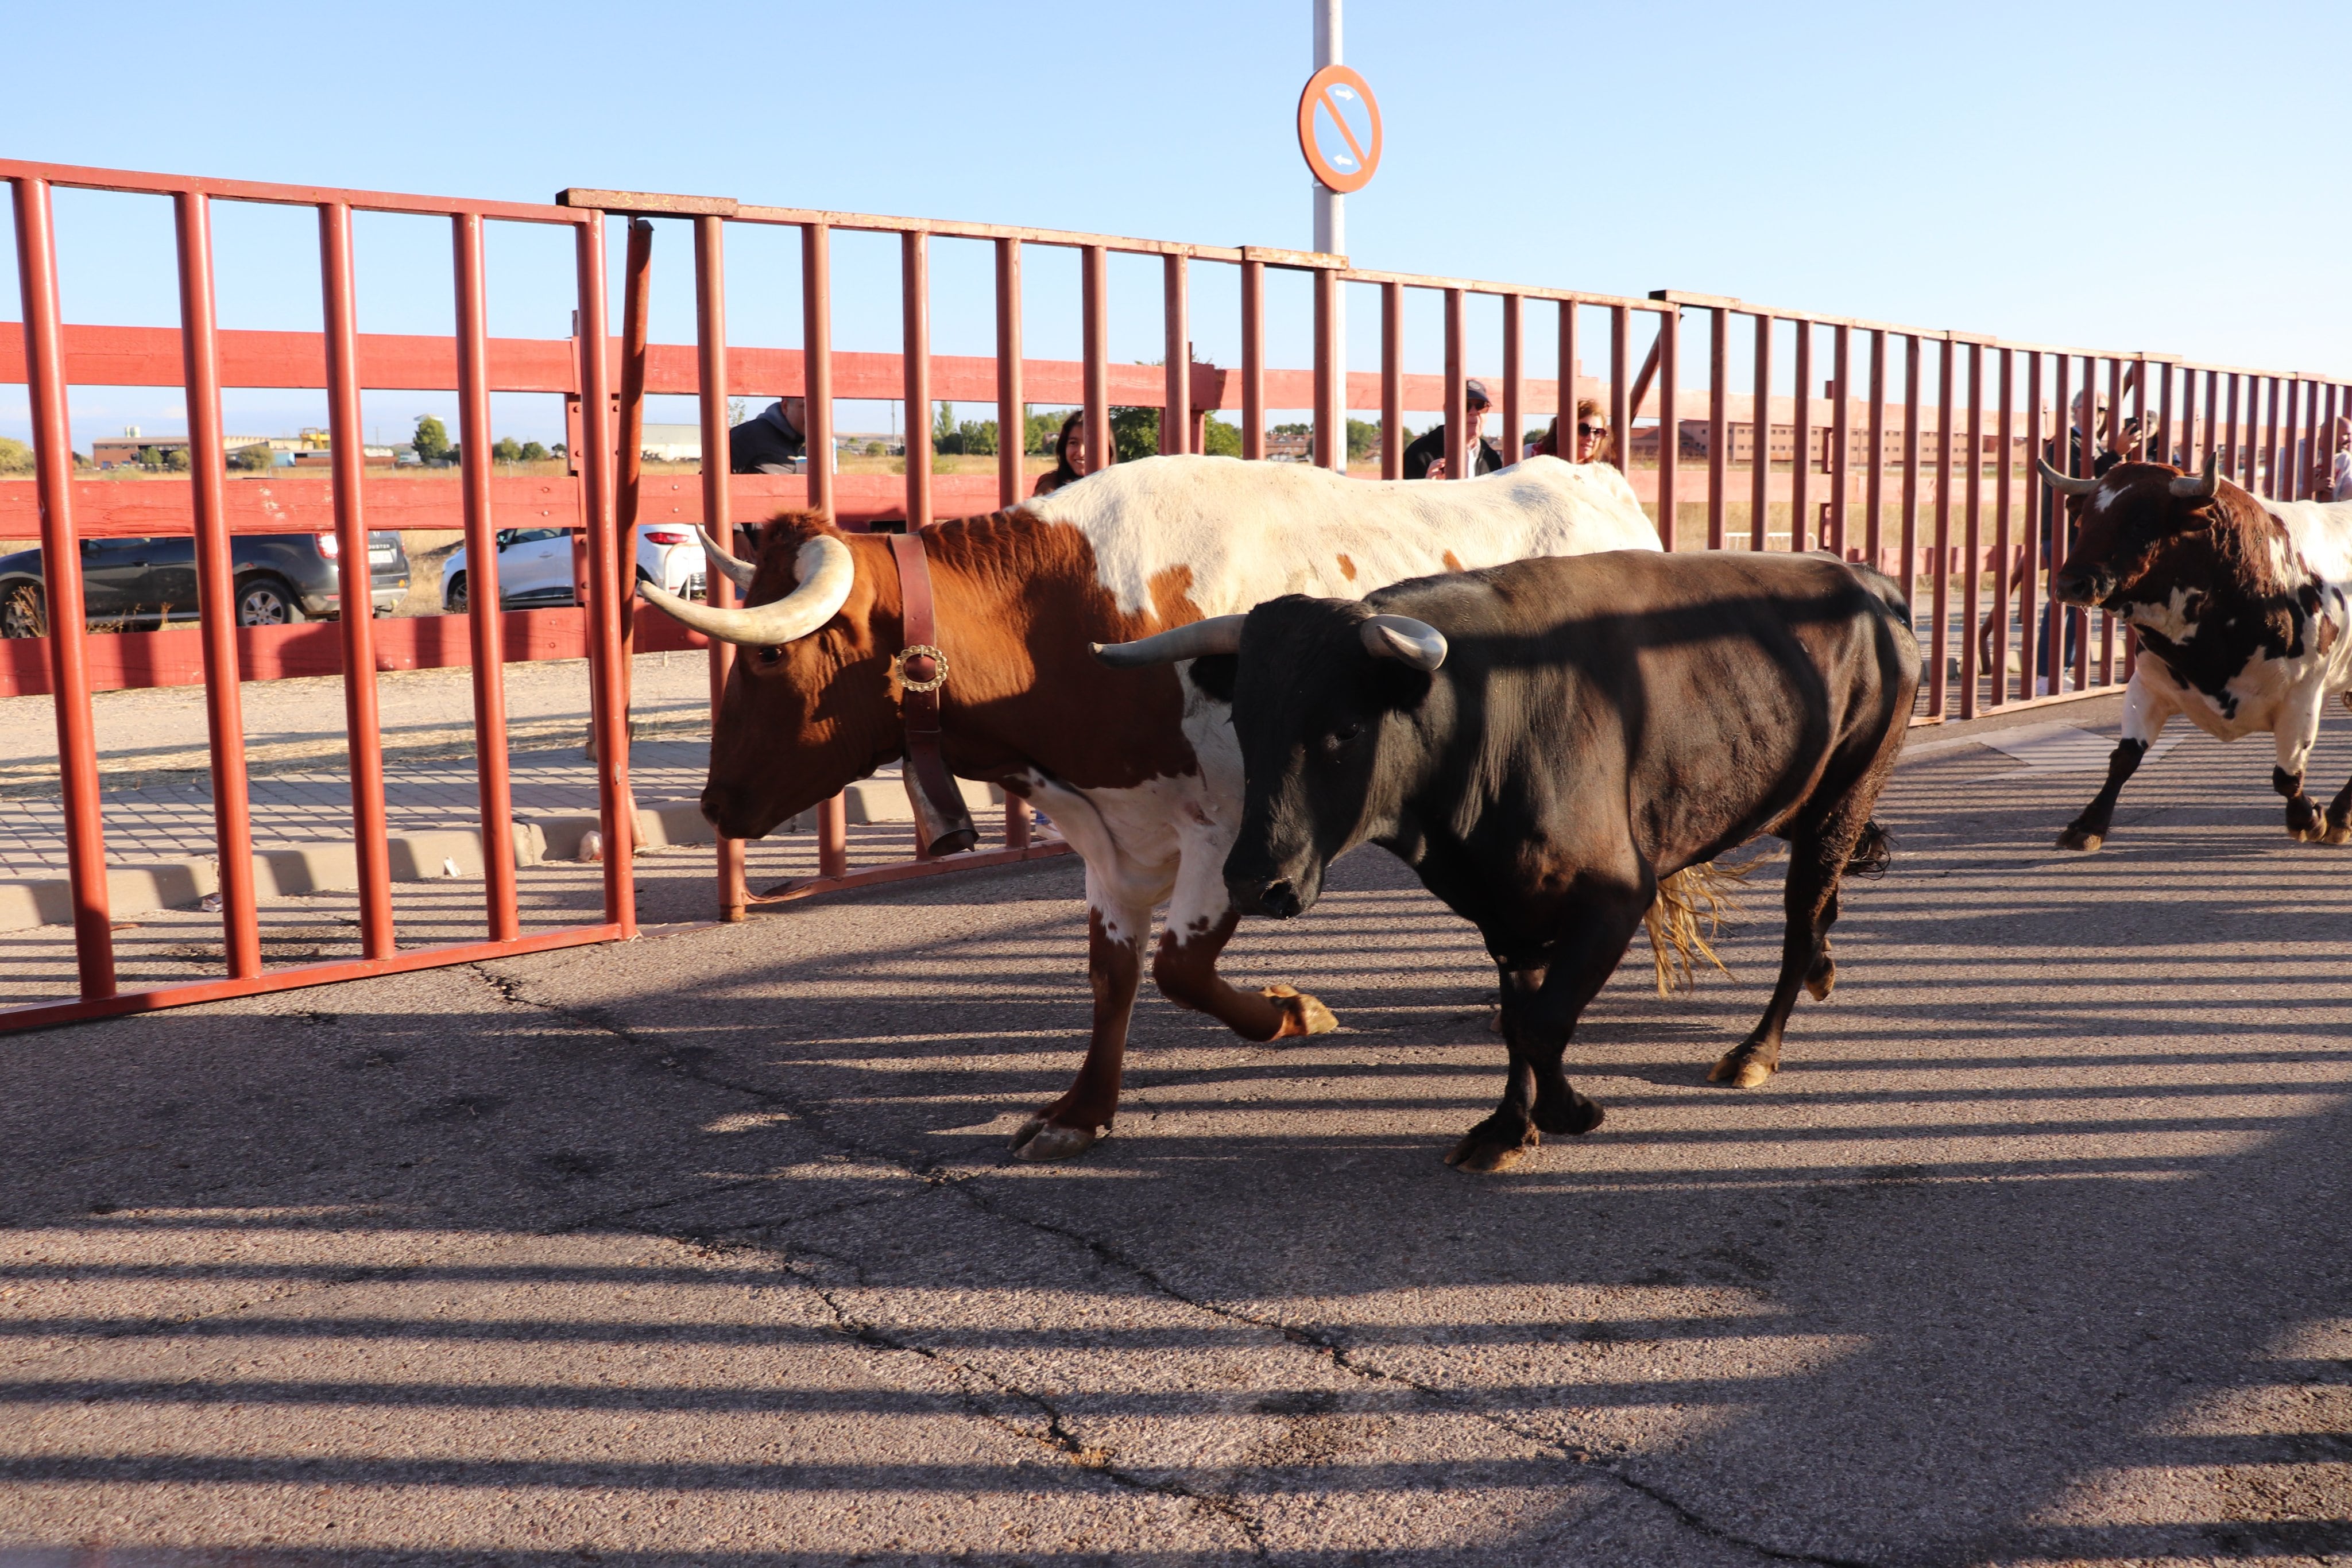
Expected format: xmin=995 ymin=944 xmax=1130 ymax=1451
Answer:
xmin=1297 ymin=65 xmax=1382 ymax=195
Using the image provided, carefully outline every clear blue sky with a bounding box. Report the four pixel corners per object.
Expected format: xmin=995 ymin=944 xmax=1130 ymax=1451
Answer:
xmin=3 ymin=0 xmax=2346 ymax=447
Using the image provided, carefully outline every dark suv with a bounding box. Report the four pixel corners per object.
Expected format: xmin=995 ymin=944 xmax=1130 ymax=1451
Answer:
xmin=0 ymin=532 xmax=409 ymax=637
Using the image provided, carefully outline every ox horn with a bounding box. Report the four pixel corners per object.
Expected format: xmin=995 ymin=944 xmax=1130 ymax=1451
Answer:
xmin=695 ymin=525 xmax=756 ymax=591
xmin=638 ymin=533 xmax=854 ymax=646
xmin=2037 ymin=457 xmax=2103 ymax=496
xmin=1360 ymin=614 xmax=1448 ymax=672
xmin=2170 ymin=451 xmax=2221 ymax=501
xmin=1090 ymin=615 xmax=1247 ymax=667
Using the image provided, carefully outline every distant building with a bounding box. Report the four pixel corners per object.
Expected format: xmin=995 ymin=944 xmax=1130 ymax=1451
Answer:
xmin=639 ymin=423 xmax=704 ymax=462
xmin=88 ymin=430 xmax=273 ymax=469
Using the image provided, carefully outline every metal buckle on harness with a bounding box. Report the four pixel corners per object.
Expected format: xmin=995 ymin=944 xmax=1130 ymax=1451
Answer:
xmin=893 ymin=643 xmax=950 ymax=693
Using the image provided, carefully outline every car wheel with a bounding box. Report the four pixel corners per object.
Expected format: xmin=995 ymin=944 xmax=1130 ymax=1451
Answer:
xmin=235 ymin=575 xmax=304 ymax=627
xmin=1 ymin=584 xmax=45 ymax=638
xmin=446 ymin=574 xmax=468 ymax=614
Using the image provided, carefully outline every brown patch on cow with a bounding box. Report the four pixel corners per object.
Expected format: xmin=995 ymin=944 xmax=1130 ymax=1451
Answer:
xmin=1442 ymin=550 xmax=1465 ymax=572
xmin=1336 ymin=553 xmax=1357 ymax=581
xmin=699 ymin=505 xmax=1205 ymax=838
xmin=2320 ymin=617 xmax=2339 ymax=656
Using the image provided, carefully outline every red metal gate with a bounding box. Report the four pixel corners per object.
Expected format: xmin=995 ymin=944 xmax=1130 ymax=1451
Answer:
xmin=2 ymin=161 xmax=635 ymax=1031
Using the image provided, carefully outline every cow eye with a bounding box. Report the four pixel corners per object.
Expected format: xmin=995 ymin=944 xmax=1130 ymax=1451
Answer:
xmin=1322 ymin=723 xmax=1361 ymax=752
xmin=754 ymin=645 xmax=784 ymax=667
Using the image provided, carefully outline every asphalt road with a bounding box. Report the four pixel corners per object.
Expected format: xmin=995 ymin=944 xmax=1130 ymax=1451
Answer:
xmin=2 ymin=695 xmax=2349 ymax=1566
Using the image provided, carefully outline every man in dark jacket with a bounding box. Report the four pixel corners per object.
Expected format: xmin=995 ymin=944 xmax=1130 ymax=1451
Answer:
xmin=1402 ymin=378 xmax=1504 ymax=479
xmin=729 ymin=398 xmax=807 ymax=474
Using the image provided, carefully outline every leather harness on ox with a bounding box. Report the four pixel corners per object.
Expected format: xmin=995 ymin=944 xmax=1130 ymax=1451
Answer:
xmin=886 ymin=529 xmax=980 ymax=857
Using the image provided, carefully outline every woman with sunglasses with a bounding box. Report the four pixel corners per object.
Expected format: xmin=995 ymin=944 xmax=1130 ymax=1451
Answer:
xmin=1529 ymin=397 xmax=1615 ymax=465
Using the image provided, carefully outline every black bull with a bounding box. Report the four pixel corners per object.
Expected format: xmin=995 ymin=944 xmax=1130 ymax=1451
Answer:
xmin=1217 ymin=551 xmax=1917 ymax=1171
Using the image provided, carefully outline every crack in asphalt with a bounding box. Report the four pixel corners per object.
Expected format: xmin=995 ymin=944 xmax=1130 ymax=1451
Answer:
xmin=482 ymin=957 xmax=1886 ymax=1568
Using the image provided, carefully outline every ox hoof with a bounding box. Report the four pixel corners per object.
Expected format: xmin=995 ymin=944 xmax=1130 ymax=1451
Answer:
xmin=1533 ymin=1092 xmax=1606 ymax=1136
xmin=2056 ymin=826 xmax=2105 ymax=853
xmin=2326 ymin=821 xmax=2352 ymax=846
xmin=1804 ymin=954 xmax=1838 ymax=1002
xmin=2292 ymin=824 xmax=2325 ymax=843
xmin=1009 ymin=1116 xmax=1102 ymax=1163
xmin=1708 ymin=1051 xmax=1777 ymax=1089
xmin=1445 ymin=1123 xmax=1538 ymax=1173
xmin=1263 ymin=984 xmax=1339 ymax=1037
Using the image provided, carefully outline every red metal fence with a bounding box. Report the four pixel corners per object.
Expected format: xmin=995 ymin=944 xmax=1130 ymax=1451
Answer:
xmin=5 ymin=159 xmax=2345 ymax=1031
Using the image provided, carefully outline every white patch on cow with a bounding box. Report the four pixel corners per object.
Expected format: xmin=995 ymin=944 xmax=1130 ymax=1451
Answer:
xmin=2127 ymin=584 xmax=2204 ymax=645
xmin=1024 ymin=454 xmax=1661 ymax=619
xmin=989 ymin=455 xmax=1659 ymax=984
xmin=2261 ymin=498 xmax=2352 ymax=586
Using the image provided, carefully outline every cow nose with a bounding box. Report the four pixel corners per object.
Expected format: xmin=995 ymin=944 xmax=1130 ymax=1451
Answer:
xmin=2053 ymin=570 xmax=2092 ymax=605
xmin=1256 ymin=879 xmax=1302 ymax=919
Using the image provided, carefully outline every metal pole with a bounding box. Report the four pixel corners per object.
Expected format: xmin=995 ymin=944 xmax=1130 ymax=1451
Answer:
xmin=902 ymin=230 xmax=931 ymax=530
xmin=574 ymin=216 xmax=635 ymax=935
xmin=1380 ymin=281 xmax=1403 ymax=479
xmin=1162 ymin=253 xmax=1189 ymax=455
xmin=173 ymin=192 xmax=261 ymax=978
xmin=1083 ymin=245 xmax=1109 ymax=475
xmin=1442 ymin=287 xmax=1466 ymax=480
xmin=694 ymin=214 xmax=748 ymax=919
xmin=1313 ymin=0 xmax=1345 ymax=469
xmin=995 ymin=237 xmax=1032 ymax=851
xmin=802 ymin=222 xmax=846 ymax=878
xmin=1241 ymin=259 xmax=1266 ymax=461
xmin=319 ymin=200 xmax=394 ymax=958
xmin=1750 ymin=312 xmax=1770 ymax=551
xmin=454 ymin=212 xmax=520 ymax=940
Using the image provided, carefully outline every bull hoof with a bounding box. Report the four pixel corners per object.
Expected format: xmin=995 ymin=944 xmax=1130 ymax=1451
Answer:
xmin=2056 ymin=826 xmax=2105 ymax=853
xmin=1009 ymin=1115 xmax=1102 ymax=1162
xmin=2325 ymin=821 xmax=2352 ymax=846
xmin=1804 ymin=954 xmax=1838 ymax=1002
xmin=1533 ymin=1092 xmax=1606 ymax=1136
xmin=1263 ymin=984 xmax=1339 ymax=1037
xmin=1708 ymin=1051 xmax=1777 ymax=1089
xmin=1445 ymin=1124 xmax=1538 ymax=1172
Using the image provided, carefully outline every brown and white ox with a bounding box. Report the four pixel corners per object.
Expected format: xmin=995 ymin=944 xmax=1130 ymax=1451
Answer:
xmin=2044 ymin=454 xmax=2352 ymax=850
xmin=641 ymin=453 xmax=1661 ymax=1160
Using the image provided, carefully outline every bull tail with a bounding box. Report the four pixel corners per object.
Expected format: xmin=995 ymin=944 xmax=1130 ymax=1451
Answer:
xmin=1645 ymin=849 xmax=1781 ymax=998
xmin=1846 ymin=818 xmax=1894 ymax=878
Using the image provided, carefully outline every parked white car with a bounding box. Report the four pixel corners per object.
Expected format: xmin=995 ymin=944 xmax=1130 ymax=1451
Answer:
xmin=439 ymin=527 xmax=706 ymax=613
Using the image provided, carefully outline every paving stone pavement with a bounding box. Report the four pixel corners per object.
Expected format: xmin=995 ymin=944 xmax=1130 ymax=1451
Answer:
xmin=2 ymin=695 xmax=2350 ymax=1565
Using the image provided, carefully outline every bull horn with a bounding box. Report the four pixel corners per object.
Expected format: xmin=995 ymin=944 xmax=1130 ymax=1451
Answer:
xmin=639 ymin=533 xmax=854 ymax=646
xmin=695 ymin=525 xmax=756 ymax=590
xmin=2170 ymin=451 xmax=2221 ymax=500
xmin=1361 ymin=614 xmax=1448 ymax=672
xmin=2037 ymin=457 xmax=2103 ymax=496
xmin=1090 ymin=615 xmax=1246 ymax=667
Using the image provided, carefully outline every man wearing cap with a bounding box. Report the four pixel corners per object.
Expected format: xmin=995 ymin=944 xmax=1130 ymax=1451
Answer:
xmin=1402 ymin=378 xmax=1505 ymax=480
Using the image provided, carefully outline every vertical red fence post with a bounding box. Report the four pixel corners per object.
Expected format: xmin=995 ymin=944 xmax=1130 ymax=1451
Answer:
xmin=1960 ymin=339 xmax=1983 ymax=720
xmin=994 ymin=236 xmax=1032 ymax=851
xmin=1312 ymin=268 xmax=1336 ymax=470
xmin=1900 ymin=335 xmax=1921 ymax=611
xmin=574 ymin=214 xmax=635 ymax=934
xmin=2096 ymin=357 xmax=2117 ymax=686
xmin=2263 ymin=375 xmax=2281 ymax=495
xmin=171 ymin=191 xmax=262 ymax=979
xmin=2156 ymin=359 xmax=2174 ymax=464
xmin=2021 ymin=351 xmax=2042 ymax=704
xmin=452 ymin=213 xmax=521 ymax=940
xmin=1750 ymin=312 xmax=1771 ymax=550
xmin=902 ymin=231 xmax=932 ymax=532
xmin=1990 ymin=346 xmax=2013 ymax=708
xmin=691 ymin=214 xmax=748 ymax=919
xmin=1829 ymin=324 xmax=1850 ymax=560
xmin=614 ymin=219 xmax=653 ymax=758
xmin=318 ymin=200 xmax=394 ymax=958
xmin=1240 ymin=258 xmax=1265 ymax=462
xmin=802 ymin=220 xmax=848 ymax=880
xmin=1161 ymin=253 xmax=1189 ymax=455
xmin=11 ymin=176 xmax=114 ymax=997
xmin=900 ymin=230 xmax=933 ymax=860
xmin=1500 ymin=293 xmax=1523 ymax=473
xmin=1442 ymin=287 xmax=1466 ymax=481
xmin=1082 ymin=245 xmax=1109 ymax=477
xmin=1790 ymin=322 xmax=1811 ymax=552
xmin=1607 ymin=305 xmax=1630 ymax=478
xmin=1705 ymin=305 xmax=1728 ymax=549
xmin=2302 ymin=378 xmax=2322 ymax=498
xmin=2223 ymin=373 xmax=2241 ymax=483
xmin=1928 ymin=336 xmax=1953 ymax=719
xmin=1380 ymin=281 xmax=1403 ymax=479
xmin=1656 ymin=308 xmax=1680 ymax=547
xmin=1864 ymin=328 xmax=1886 ymax=567
xmin=2049 ymin=353 xmax=2071 ymax=695
xmin=1558 ymin=297 xmax=1578 ymax=473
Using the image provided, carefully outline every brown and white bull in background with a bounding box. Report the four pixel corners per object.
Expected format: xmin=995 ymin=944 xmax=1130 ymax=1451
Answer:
xmin=640 ymin=453 xmax=1661 ymax=1160
xmin=2043 ymin=454 xmax=2352 ymax=850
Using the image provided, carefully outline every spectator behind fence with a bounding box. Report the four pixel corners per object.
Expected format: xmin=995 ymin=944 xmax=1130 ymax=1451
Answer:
xmin=1977 ymin=389 xmax=2144 ymax=691
xmin=728 ymin=398 xmax=811 ymax=475
xmin=1404 ymin=378 xmax=1502 ymax=480
xmin=1527 ymin=398 xmax=1616 ymax=466
xmin=1031 ymin=410 xmax=1092 ymax=498
xmin=2321 ymin=416 xmax=2350 ymax=501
